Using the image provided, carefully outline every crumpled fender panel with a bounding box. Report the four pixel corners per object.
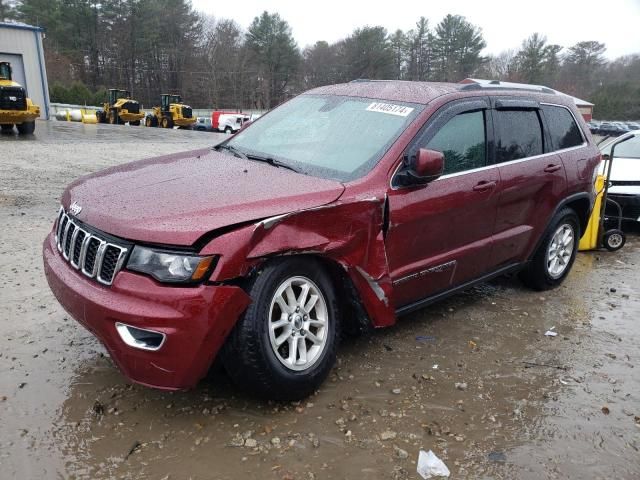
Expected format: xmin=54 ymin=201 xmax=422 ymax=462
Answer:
xmin=200 ymin=198 xmax=396 ymax=328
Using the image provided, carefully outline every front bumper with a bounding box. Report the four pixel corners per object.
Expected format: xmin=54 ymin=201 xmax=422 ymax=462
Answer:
xmin=43 ymin=232 xmax=251 ymax=390
xmin=119 ymin=111 xmax=145 ymax=122
xmin=0 ymin=106 xmax=40 ymax=123
xmin=606 ymin=192 xmax=640 ymax=222
xmin=174 ymin=118 xmax=196 ymax=127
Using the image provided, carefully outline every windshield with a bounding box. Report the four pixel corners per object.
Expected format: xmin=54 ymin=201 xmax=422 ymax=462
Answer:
xmin=226 ymin=95 xmax=423 ymax=181
xmin=0 ymin=63 xmax=10 ymax=80
xmin=600 ymin=134 xmax=640 ymax=159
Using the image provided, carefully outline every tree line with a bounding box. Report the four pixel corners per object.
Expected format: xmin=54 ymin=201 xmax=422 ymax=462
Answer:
xmin=1 ymin=0 xmax=638 ymax=118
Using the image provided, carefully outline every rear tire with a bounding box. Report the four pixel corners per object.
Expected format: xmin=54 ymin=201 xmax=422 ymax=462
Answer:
xmin=17 ymin=121 xmax=35 ymax=134
xmin=109 ymin=110 xmax=118 ymax=125
xmin=603 ymin=229 xmax=625 ymax=251
xmin=1 ymin=124 xmax=13 ymax=133
xmin=223 ymin=257 xmax=340 ymax=400
xmin=519 ymin=208 xmax=580 ymax=291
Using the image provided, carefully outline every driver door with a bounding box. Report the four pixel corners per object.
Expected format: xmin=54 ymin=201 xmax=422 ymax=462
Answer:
xmin=385 ymin=99 xmax=500 ymax=309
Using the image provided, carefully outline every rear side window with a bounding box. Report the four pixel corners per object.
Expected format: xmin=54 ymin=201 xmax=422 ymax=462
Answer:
xmin=494 ymin=110 xmax=543 ymax=162
xmin=542 ymin=105 xmax=583 ymax=150
xmin=425 ymin=110 xmax=486 ymax=175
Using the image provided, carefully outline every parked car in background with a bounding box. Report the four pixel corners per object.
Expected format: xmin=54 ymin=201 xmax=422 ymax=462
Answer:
xmin=599 ymin=131 xmax=640 ymax=222
xmin=212 ymin=111 xmax=250 ymax=133
xmin=598 ymin=122 xmax=628 ymax=137
xmin=587 ymin=121 xmax=600 ymax=134
xmin=195 ymin=117 xmax=214 ymax=132
xmin=43 ymin=80 xmax=600 ymax=399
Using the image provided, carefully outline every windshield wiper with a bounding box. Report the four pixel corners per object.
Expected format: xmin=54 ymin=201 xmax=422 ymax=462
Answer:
xmin=214 ymin=143 xmax=248 ymax=160
xmin=246 ymin=154 xmax=300 ymax=173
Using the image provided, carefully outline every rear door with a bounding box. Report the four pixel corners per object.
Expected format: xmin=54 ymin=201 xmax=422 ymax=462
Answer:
xmin=386 ymin=98 xmax=500 ymax=308
xmin=489 ymin=99 xmax=567 ymax=267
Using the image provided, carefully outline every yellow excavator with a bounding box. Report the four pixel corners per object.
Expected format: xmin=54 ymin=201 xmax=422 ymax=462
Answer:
xmin=145 ymin=93 xmax=196 ymax=129
xmin=96 ymin=89 xmax=144 ymax=125
xmin=0 ymin=61 xmax=40 ymax=134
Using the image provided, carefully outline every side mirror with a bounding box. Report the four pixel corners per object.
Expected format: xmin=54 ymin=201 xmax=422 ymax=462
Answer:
xmin=396 ymin=149 xmax=445 ymax=187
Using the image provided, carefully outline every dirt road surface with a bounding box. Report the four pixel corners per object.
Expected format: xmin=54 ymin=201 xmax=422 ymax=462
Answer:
xmin=1 ymin=121 xmax=639 ymax=479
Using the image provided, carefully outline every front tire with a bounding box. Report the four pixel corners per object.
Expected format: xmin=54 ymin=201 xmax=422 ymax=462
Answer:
xmin=223 ymin=258 xmax=340 ymax=400
xmin=17 ymin=121 xmax=35 ymax=134
xmin=519 ymin=208 xmax=580 ymax=291
xmin=1 ymin=124 xmax=14 ymax=133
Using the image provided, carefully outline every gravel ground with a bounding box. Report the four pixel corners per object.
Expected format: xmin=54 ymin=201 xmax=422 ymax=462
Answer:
xmin=1 ymin=120 xmax=639 ymax=480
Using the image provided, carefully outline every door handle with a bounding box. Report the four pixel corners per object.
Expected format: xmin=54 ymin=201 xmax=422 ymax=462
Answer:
xmin=472 ymin=180 xmax=497 ymax=192
xmin=544 ymin=164 xmax=562 ymax=173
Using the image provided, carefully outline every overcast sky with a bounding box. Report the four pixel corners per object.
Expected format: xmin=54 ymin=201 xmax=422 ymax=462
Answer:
xmin=191 ymin=0 xmax=640 ymax=59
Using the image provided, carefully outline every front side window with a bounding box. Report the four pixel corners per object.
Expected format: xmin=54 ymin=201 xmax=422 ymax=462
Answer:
xmin=494 ymin=110 xmax=543 ymax=162
xmin=424 ymin=110 xmax=486 ymax=175
xmin=226 ymin=95 xmax=423 ymax=182
xmin=542 ymin=105 xmax=583 ymax=150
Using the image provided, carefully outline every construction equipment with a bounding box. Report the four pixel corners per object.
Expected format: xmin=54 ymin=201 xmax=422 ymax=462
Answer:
xmin=96 ymin=89 xmax=144 ymax=126
xmin=0 ymin=61 xmax=40 ymax=134
xmin=145 ymin=94 xmax=195 ymax=129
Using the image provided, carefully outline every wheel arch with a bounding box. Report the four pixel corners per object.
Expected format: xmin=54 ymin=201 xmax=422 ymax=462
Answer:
xmin=244 ymin=253 xmax=375 ymax=337
xmin=200 ymin=199 xmax=397 ymax=331
xmin=526 ymin=192 xmax=592 ymax=264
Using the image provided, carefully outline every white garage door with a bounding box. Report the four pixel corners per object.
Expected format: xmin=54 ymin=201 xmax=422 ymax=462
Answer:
xmin=0 ymin=53 xmax=27 ymax=94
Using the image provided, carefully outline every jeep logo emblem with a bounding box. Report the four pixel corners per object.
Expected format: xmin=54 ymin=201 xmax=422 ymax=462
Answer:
xmin=69 ymin=202 xmax=82 ymax=215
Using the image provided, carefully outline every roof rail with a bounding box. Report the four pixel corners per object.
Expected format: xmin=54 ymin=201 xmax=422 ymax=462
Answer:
xmin=460 ymin=81 xmax=556 ymax=95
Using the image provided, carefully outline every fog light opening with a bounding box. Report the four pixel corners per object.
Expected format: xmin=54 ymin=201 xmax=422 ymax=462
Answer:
xmin=115 ymin=322 xmax=166 ymax=351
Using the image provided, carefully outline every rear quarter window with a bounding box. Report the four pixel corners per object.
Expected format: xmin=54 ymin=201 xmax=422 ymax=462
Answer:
xmin=542 ymin=105 xmax=584 ymax=150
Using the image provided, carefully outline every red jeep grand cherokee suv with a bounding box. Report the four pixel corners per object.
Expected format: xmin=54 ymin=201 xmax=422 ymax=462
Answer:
xmin=43 ymin=81 xmax=600 ymax=399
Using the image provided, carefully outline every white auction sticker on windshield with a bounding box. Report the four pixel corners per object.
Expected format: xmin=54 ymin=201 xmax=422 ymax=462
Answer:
xmin=366 ymin=102 xmax=414 ymax=117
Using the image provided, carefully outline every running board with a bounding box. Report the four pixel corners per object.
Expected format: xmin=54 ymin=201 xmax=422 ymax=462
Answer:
xmin=395 ymin=263 xmax=522 ymax=317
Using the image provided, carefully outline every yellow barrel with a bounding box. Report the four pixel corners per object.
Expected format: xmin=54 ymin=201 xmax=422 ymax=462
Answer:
xmin=578 ymin=174 xmax=605 ymax=251
xmin=81 ymin=109 xmax=98 ymax=124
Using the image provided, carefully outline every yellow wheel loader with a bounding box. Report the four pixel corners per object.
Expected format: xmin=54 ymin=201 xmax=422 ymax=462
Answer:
xmin=0 ymin=62 xmax=40 ymax=134
xmin=96 ymin=89 xmax=144 ymax=126
xmin=145 ymin=94 xmax=196 ymax=129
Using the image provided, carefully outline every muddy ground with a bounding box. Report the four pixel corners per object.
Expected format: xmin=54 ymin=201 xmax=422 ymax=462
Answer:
xmin=1 ymin=121 xmax=639 ymax=480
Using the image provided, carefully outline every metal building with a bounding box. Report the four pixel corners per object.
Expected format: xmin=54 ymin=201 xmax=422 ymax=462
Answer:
xmin=0 ymin=21 xmax=50 ymax=119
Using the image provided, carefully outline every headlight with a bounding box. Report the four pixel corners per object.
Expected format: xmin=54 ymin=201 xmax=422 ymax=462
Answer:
xmin=127 ymin=246 xmax=216 ymax=283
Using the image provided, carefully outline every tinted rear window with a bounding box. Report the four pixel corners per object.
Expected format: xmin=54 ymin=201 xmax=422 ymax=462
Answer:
xmin=542 ymin=105 xmax=583 ymax=150
xmin=494 ymin=110 xmax=543 ymax=162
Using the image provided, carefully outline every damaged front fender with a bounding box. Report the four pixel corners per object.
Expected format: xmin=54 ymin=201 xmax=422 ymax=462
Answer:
xmin=200 ymin=198 xmax=397 ymax=328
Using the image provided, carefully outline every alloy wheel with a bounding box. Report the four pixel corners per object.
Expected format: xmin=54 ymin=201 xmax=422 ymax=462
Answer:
xmin=268 ymin=276 xmax=328 ymax=371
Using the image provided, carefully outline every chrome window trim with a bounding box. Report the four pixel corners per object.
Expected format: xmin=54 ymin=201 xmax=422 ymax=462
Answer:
xmin=390 ymin=103 xmax=590 ymax=190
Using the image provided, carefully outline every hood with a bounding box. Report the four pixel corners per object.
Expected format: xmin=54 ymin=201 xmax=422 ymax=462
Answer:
xmin=62 ymin=148 xmax=345 ymax=246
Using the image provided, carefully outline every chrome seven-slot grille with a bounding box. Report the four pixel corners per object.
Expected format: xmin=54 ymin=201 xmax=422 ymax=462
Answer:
xmin=55 ymin=208 xmax=128 ymax=286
